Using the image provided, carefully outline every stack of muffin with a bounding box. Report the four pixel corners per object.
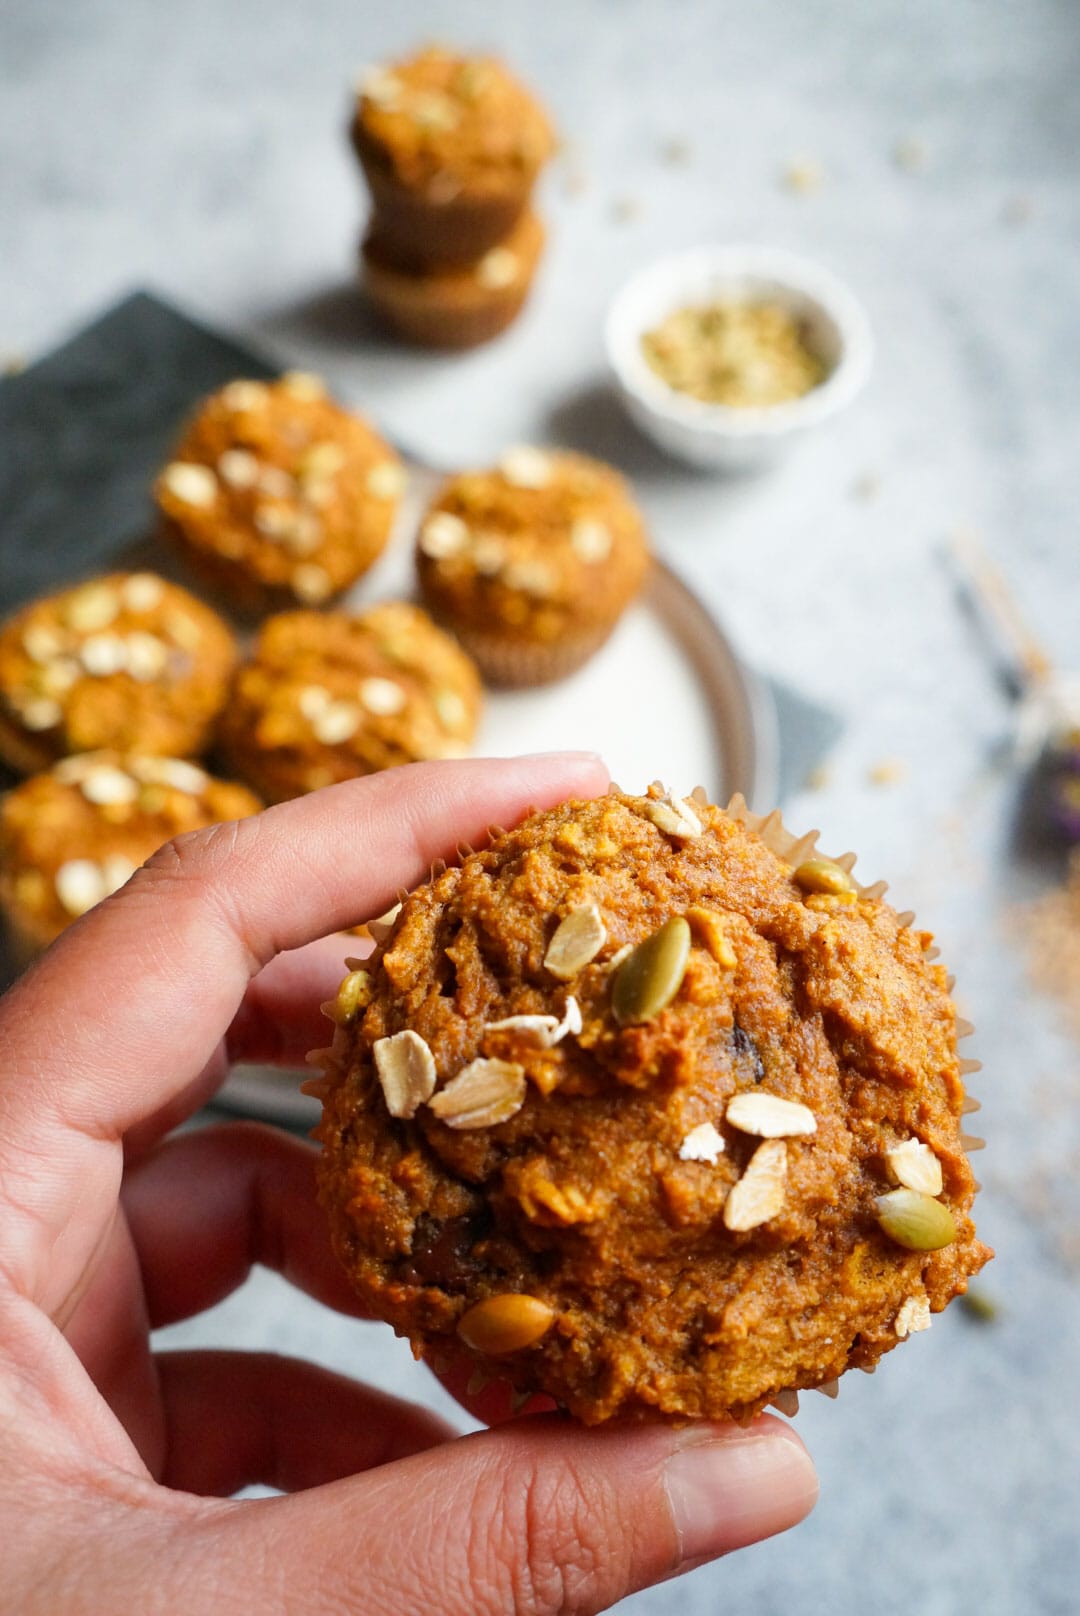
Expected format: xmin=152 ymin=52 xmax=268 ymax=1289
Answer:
xmin=351 ymin=46 xmax=555 ymax=349
xmin=0 ymin=367 xmax=651 ymax=958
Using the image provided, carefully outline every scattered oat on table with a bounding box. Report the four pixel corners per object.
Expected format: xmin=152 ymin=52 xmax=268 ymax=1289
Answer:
xmin=893 ymin=135 xmax=930 ymax=172
xmin=868 ymin=758 xmax=909 ymax=788
xmin=959 ymin=1290 xmax=1000 ymax=1324
xmin=611 ymin=196 xmax=642 ymax=224
xmin=1001 ymin=194 xmax=1034 ymax=226
xmin=852 ymin=471 xmax=882 ymax=502
xmin=804 ymin=764 xmax=831 ymax=792
xmin=783 ymin=156 xmax=825 ymax=194
xmin=660 ymin=137 xmax=691 ymax=166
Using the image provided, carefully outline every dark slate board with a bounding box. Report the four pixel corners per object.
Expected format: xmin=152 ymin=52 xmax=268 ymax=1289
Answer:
xmin=0 ymin=290 xmax=279 ymax=613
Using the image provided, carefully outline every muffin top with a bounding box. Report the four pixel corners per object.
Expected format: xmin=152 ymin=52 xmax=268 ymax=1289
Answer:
xmin=218 ymin=603 xmax=483 ymax=802
xmin=316 ymin=787 xmax=989 ymax=1425
xmin=0 ymin=572 xmax=236 ymax=770
xmin=354 ymin=46 xmax=555 ymax=195
xmin=0 ymin=751 xmax=260 ymax=943
xmin=154 ymin=374 xmax=405 ymax=609
xmin=417 ymin=448 xmax=650 ymax=645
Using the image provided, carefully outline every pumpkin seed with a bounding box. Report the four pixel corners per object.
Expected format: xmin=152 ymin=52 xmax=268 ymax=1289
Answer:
xmin=457 ymin=1293 xmax=556 ymax=1355
xmin=793 ymin=856 xmax=857 ymax=900
xmin=875 ymin=1188 xmax=957 ymax=1251
xmin=611 ymin=914 xmax=691 ymax=1025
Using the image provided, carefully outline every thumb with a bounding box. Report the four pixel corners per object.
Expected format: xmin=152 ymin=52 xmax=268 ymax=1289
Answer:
xmin=188 ymin=1413 xmax=817 ymax=1614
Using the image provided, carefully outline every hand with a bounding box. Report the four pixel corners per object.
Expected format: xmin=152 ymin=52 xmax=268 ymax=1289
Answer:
xmin=0 ymin=755 xmax=817 ymax=1615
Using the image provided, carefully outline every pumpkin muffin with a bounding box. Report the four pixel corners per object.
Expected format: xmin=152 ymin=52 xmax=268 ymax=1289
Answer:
xmin=154 ymin=373 xmax=405 ymax=617
xmin=0 ymin=751 xmax=259 ymax=959
xmin=362 ymin=207 xmax=544 ymax=350
xmin=351 ymin=46 xmax=555 ymax=269
xmin=218 ymin=603 xmax=482 ymax=803
xmin=416 ymin=448 xmax=651 ymax=685
xmin=314 ymin=786 xmax=990 ymax=1426
xmin=0 ymin=573 xmax=237 ymax=775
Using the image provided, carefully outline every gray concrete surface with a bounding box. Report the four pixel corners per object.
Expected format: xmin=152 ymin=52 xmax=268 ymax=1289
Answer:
xmin=3 ymin=1 xmax=1079 ymax=1611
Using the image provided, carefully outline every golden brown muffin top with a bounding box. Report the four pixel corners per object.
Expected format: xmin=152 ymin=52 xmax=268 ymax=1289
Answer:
xmin=218 ymin=603 xmax=482 ymax=803
xmin=355 ymin=46 xmax=555 ymax=194
xmin=417 ymin=448 xmax=650 ymax=645
xmin=316 ymin=787 xmax=989 ymax=1424
xmin=154 ymin=374 xmax=404 ymax=608
xmin=0 ymin=572 xmax=237 ymax=768
xmin=0 ymin=751 xmax=260 ymax=943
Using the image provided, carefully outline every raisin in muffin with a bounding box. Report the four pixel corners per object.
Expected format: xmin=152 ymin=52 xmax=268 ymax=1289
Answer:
xmin=416 ymin=447 xmax=650 ymax=686
xmin=218 ymin=603 xmax=482 ymax=803
xmin=154 ymin=374 xmax=405 ymax=617
xmin=0 ymin=573 xmax=236 ymax=774
xmin=352 ymin=46 xmax=554 ymax=269
xmin=0 ymin=751 xmax=259 ymax=959
xmin=314 ymin=786 xmax=990 ymax=1425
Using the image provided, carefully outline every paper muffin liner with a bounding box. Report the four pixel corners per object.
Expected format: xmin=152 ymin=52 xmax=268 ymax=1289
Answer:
xmin=304 ymin=785 xmax=985 ymax=1423
xmin=441 ymin=619 xmax=618 ymax=688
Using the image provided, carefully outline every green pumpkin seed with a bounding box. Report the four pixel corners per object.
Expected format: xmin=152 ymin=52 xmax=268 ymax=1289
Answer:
xmin=875 ymin=1188 xmax=957 ymax=1251
xmin=793 ymin=856 xmax=857 ymax=900
xmin=612 ymin=915 xmax=691 ymax=1025
xmin=331 ymin=968 xmax=371 ymax=1026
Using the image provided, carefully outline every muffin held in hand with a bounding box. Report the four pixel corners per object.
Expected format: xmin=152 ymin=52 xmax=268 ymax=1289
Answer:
xmin=314 ymin=786 xmax=990 ymax=1425
xmin=154 ymin=373 xmax=405 ymax=617
xmin=0 ymin=573 xmax=237 ymax=774
xmin=352 ymin=46 xmax=554 ymax=269
xmin=0 ymin=751 xmax=259 ymax=957
xmin=416 ymin=447 xmax=650 ymax=685
xmin=362 ymin=208 xmax=544 ymax=350
xmin=218 ymin=603 xmax=482 ymax=803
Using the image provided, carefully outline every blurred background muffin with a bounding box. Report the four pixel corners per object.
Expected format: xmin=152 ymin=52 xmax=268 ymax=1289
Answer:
xmin=0 ymin=751 xmax=260 ymax=959
xmin=416 ymin=446 xmax=650 ymax=685
xmin=0 ymin=572 xmax=236 ymax=774
xmin=154 ymin=373 xmax=405 ymax=616
xmin=218 ymin=602 xmax=482 ymax=802
xmin=351 ymin=45 xmax=554 ymax=270
xmin=362 ymin=207 xmax=545 ymax=350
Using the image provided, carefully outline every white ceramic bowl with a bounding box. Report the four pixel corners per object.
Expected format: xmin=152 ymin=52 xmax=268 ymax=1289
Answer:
xmin=605 ymin=244 xmax=873 ymax=470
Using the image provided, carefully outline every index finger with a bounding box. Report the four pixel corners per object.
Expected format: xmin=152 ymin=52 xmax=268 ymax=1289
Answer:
xmin=0 ymin=754 xmax=607 ymax=1310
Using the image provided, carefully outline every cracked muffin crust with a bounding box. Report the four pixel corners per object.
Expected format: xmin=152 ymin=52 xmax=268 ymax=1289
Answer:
xmin=0 ymin=750 xmax=259 ymax=956
xmin=352 ymin=46 xmax=554 ymax=269
xmin=315 ymin=786 xmax=990 ymax=1424
xmin=0 ymin=572 xmax=237 ymax=774
xmin=416 ymin=448 xmax=650 ymax=685
xmin=218 ymin=603 xmax=482 ymax=803
xmin=154 ymin=373 xmax=404 ymax=617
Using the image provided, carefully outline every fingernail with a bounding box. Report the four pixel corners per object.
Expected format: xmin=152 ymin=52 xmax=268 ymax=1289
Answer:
xmin=664 ymin=1423 xmax=818 ymax=1567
